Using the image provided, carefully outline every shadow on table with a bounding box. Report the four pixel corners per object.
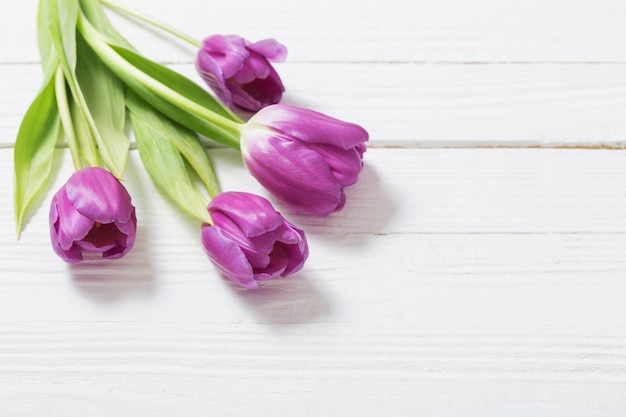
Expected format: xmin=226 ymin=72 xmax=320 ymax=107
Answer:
xmin=226 ymin=273 xmax=330 ymax=324
xmin=281 ymin=163 xmax=396 ymax=241
xmin=69 ymin=226 xmax=157 ymax=303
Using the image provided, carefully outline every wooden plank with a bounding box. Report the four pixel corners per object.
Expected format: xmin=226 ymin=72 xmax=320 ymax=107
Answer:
xmin=4 ymin=148 xmax=626 ymax=236
xmin=6 ymin=174 xmax=623 ymax=406
xmin=3 ymin=229 xmax=626 ymax=325
xmin=3 ymin=148 xmax=626 ymax=237
xmin=3 ymin=0 xmax=626 ymax=64
xmin=0 ymin=320 xmax=626 ymax=416
xmin=3 ymin=63 xmax=626 ymax=148
xmin=4 ymin=0 xmax=626 ymax=415
xmin=213 ymin=148 xmax=626 ymax=234
xmin=3 ymin=144 xmax=626 ymax=412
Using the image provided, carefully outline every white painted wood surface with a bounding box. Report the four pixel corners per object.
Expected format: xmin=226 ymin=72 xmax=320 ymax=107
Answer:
xmin=2 ymin=0 xmax=626 ymax=415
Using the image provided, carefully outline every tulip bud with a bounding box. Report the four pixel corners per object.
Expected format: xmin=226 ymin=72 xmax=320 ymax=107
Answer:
xmin=240 ymin=104 xmax=368 ymax=216
xmin=201 ymin=192 xmax=308 ymax=289
xmin=49 ymin=167 xmax=137 ymax=263
xmin=196 ymin=35 xmax=287 ymax=111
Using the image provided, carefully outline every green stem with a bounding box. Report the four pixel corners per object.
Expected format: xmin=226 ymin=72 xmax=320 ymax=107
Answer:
xmin=54 ymin=67 xmax=82 ymax=171
xmin=98 ymin=0 xmax=202 ymax=48
xmin=78 ymin=11 xmax=242 ymax=148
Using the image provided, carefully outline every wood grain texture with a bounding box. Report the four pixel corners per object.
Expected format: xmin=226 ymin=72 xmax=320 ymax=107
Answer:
xmin=1 ymin=322 xmax=626 ymax=417
xmin=4 ymin=0 xmax=626 ymax=64
xmin=2 ymin=148 xmax=626 ymax=414
xmin=4 ymin=148 xmax=626 ymax=237
xmin=3 ymin=63 xmax=626 ymax=148
xmin=3 ymin=0 xmax=626 ymax=415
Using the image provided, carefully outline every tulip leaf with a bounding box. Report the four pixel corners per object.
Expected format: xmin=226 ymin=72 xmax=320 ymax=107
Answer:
xmin=14 ymin=76 xmax=61 ymax=238
xmin=68 ymin=88 xmax=100 ymax=167
xmin=107 ymin=43 xmax=242 ymax=149
xmin=45 ymin=0 xmax=128 ymax=178
xmin=161 ymin=123 xmax=221 ymax=200
xmin=37 ymin=0 xmax=60 ymax=84
xmin=46 ymin=0 xmax=80 ymax=74
xmin=127 ymin=91 xmax=213 ymax=224
xmin=74 ymin=32 xmax=129 ymax=177
xmin=78 ymin=0 xmax=133 ymax=49
xmin=77 ymin=13 xmax=242 ymax=149
xmin=54 ymin=67 xmax=86 ymax=169
xmin=112 ymin=45 xmax=240 ymax=122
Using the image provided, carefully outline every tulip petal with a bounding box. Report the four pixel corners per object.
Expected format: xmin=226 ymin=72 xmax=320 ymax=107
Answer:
xmin=250 ymin=105 xmax=369 ymax=150
xmin=196 ymin=35 xmax=285 ymax=111
xmin=243 ymin=134 xmax=343 ymax=216
xmin=200 ymin=35 xmax=248 ymax=79
xmin=48 ymin=168 xmax=137 ymax=263
xmin=276 ymin=225 xmax=309 ymax=276
xmin=209 ymin=211 xmax=274 ymax=268
xmin=74 ymin=222 xmax=127 ymax=253
xmin=49 ymin=203 xmax=84 ymax=263
xmin=306 ymin=142 xmax=364 ymax=187
xmin=201 ymin=224 xmax=259 ymax=289
xmin=103 ymin=244 xmax=129 ymax=260
xmin=65 ymin=167 xmax=134 ymax=224
xmin=201 ymin=192 xmax=308 ymax=288
xmin=209 ymin=192 xmax=284 ymax=237
xmin=55 ymin=243 xmax=84 ymax=263
xmin=228 ymin=83 xmax=262 ymax=111
xmin=253 ymin=244 xmax=288 ymax=280
xmin=196 ymin=53 xmax=232 ymax=108
xmin=231 ymin=56 xmax=263 ymax=84
xmin=230 ymin=79 xmax=284 ymax=112
xmin=54 ymin=188 xmax=96 ymax=251
xmin=248 ymin=39 xmax=288 ymax=62
xmin=281 ymin=242 xmax=308 ymax=276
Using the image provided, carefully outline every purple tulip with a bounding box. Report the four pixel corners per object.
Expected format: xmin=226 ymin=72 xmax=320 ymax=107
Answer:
xmin=200 ymin=192 xmax=308 ymax=289
xmin=49 ymin=167 xmax=137 ymax=263
xmin=240 ymin=104 xmax=369 ymax=217
xmin=196 ymin=34 xmax=287 ymax=112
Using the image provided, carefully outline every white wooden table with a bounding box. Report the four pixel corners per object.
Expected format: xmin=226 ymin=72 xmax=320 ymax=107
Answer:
xmin=2 ymin=1 xmax=626 ymax=415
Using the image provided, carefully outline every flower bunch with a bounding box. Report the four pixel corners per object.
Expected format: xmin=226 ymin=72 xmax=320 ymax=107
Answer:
xmin=14 ymin=0 xmax=368 ymax=289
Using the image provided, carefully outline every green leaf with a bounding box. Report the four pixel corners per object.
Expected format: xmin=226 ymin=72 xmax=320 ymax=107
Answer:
xmin=44 ymin=0 xmax=128 ymax=178
xmin=77 ymin=14 xmax=242 ymax=149
xmin=111 ymin=44 xmax=242 ymax=149
xmin=75 ymin=32 xmax=129 ymax=177
xmin=68 ymin=89 xmax=100 ymax=166
xmin=127 ymin=91 xmax=214 ymax=224
xmin=78 ymin=0 xmax=133 ymax=49
xmin=160 ymin=118 xmax=221 ymax=200
xmin=54 ymin=66 xmax=85 ymax=169
xmin=37 ymin=0 xmax=59 ymax=83
xmin=14 ymin=76 xmax=61 ymax=238
xmin=113 ymin=45 xmax=239 ymax=123
xmin=47 ymin=0 xmax=80 ymax=74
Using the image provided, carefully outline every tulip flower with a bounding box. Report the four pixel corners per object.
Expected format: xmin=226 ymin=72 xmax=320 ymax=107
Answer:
xmin=201 ymin=192 xmax=308 ymax=289
xmin=49 ymin=167 xmax=137 ymax=263
xmin=196 ymin=35 xmax=287 ymax=111
xmin=93 ymin=2 xmax=287 ymax=111
xmin=240 ymin=104 xmax=369 ymax=217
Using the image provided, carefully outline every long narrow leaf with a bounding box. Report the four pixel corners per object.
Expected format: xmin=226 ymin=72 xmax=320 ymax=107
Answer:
xmin=78 ymin=0 xmax=132 ymax=49
xmin=113 ymin=45 xmax=240 ymax=122
xmin=54 ymin=67 xmax=83 ymax=169
xmin=108 ymin=44 xmax=242 ymax=149
xmin=127 ymin=92 xmax=213 ymax=224
xmin=75 ymin=32 xmax=129 ymax=176
xmin=37 ymin=0 xmax=59 ymax=83
xmin=161 ymin=122 xmax=221 ymax=199
xmin=77 ymin=14 xmax=242 ymax=149
xmin=46 ymin=0 xmax=128 ymax=178
xmin=14 ymin=77 xmax=61 ymax=237
xmin=69 ymin=90 xmax=100 ymax=166
xmin=47 ymin=0 xmax=80 ymax=74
